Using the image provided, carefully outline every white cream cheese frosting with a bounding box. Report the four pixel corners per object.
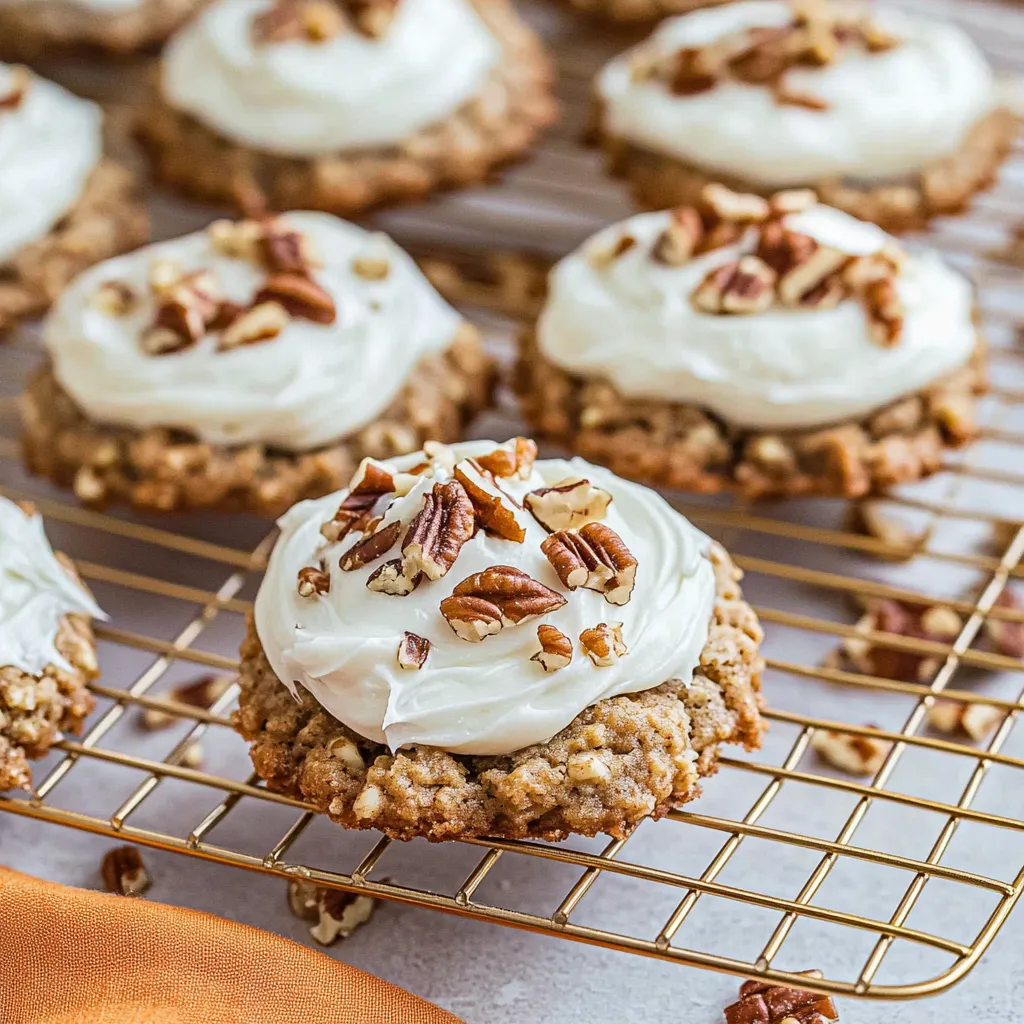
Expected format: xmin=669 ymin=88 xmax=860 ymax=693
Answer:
xmin=42 ymin=211 xmax=462 ymax=450
xmin=596 ymin=1 xmax=995 ymax=186
xmin=161 ymin=0 xmax=501 ymax=156
xmin=254 ymin=441 xmax=717 ymax=756
xmin=0 ymin=65 xmax=102 ymax=264
xmin=0 ymin=498 xmax=105 ymax=676
xmin=537 ymin=204 xmax=976 ymax=431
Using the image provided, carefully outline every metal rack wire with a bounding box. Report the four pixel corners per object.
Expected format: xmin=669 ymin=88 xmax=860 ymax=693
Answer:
xmin=3 ymin=0 xmax=1024 ymax=1003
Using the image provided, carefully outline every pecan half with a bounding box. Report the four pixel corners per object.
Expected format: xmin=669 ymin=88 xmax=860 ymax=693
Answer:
xmin=475 ymin=437 xmax=538 ymax=480
xmin=692 ymin=256 xmax=777 ymax=314
xmin=724 ymin=973 xmax=838 ymax=1024
xmin=541 ymin=523 xmax=637 ymax=605
xmin=524 ymin=477 xmax=613 ymax=533
xmin=453 ymin=460 xmax=526 ymax=544
xmin=440 ymin=566 xmax=567 ymax=642
xmin=352 ymin=236 xmax=392 ymax=280
xmin=580 ymin=622 xmax=627 ymax=667
xmin=101 ymin=846 xmax=151 ymax=897
xmin=397 ymin=631 xmax=431 ymax=670
xmin=531 ymin=624 xmax=573 ymax=672
xmin=339 ymin=519 xmax=401 ymax=571
xmin=366 ymin=558 xmax=421 ymax=596
xmin=297 ymin=564 xmax=330 ymax=597
xmin=255 ymin=272 xmax=336 ymax=324
xmin=402 ymin=481 xmax=475 ymax=581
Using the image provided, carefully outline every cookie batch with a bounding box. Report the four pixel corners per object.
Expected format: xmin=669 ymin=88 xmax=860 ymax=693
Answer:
xmin=0 ymin=0 xmax=1015 ymax=845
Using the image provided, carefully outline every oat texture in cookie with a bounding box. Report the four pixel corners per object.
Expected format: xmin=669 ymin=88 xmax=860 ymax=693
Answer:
xmin=0 ymin=498 xmax=103 ymax=791
xmin=22 ymin=213 xmax=495 ymax=514
xmin=520 ymin=185 xmax=985 ymax=498
xmin=235 ymin=438 xmax=764 ymax=841
xmin=594 ymin=0 xmax=1015 ymax=229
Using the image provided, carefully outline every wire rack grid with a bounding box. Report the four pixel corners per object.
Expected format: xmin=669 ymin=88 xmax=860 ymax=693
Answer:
xmin=3 ymin=0 xmax=1024 ymax=1006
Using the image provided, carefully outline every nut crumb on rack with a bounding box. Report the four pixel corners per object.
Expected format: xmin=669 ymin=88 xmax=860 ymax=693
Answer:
xmin=927 ymin=699 xmax=1004 ymax=742
xmin=285 ymin=878 xmax=379 ymax=944
xmin=138 ymin=674 xmax=234 ymax=731
xmin=984 ymin=591 xmax=1024 ymax=660
xmin=100 ymin=846 xmax=151 ymax=897
xmin=812 ymin=726 xmax=891 ymax=776
xmin=724 ymin=972 xmax=839 ymax=1024
xmin=845 ymin=500 xmax=926 ymax=561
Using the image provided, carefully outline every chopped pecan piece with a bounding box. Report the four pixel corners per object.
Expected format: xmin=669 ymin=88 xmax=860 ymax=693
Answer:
xmin=667 ymin=46 xmax=718 ymax=96
xmin=928 ymin=699 xmax=1004 ymax=742
xmin=209 ymin=218 xmax=265 ymax=261
xmin=101 ymin=846 xmax=152 ymax=897
xmin=339 ymin=520 xmax=402 ymax=571
xmin=140 ymin=326 xmax=193 ymax=357
xmin=985 ymin=590 xmax=1024 ymax=659
xmin=366 ymin=558 xmax=421 ymax=596
xmin=701 ymin=183 xmax=770 ymax=224
xmin=453 ymin=460 xmax=526 ymax=544
xmin=262 ymin=220 xmax=319 ymax=273
xmin=287 ymin=878 xmax=322 ymax=921
xmin=309 ymin=888 xmax=379 ymax=946
xmin=297 ymin=564 xmax=330 ymax=597
xmin=531 ymin=624 xmax=573 ymax=672
xmin=440 ymin=566 xmax=567 ymax=642
xmin=774 ymin=85 xmax=829 ymax=110
xmin=651 ymin=205 xmax=704 ymax=266
xmin=475 ymin=437 xmax=538 ymax=480
xmin=580 ymin=622 xmax=627 ymax=667
xmin=776 ymin=245 xmax=847 ymax=307
xmin=812 ymin=725 xmax=891 ymax=776
xmin=542 ymin=523 xmax=637 ymax=605
xmin=863 ymin=277 xmax=903 ymax=346
xmin=769 ymin=189 xmax=817 ymax=215
xmin=724 ymin=974 xmax=838 ymax=1024
xmin=352 ymin=236 xmax=392 ymax=280
xmin=321 ymin=458 xmax=403 ymax=542
xmin=402 ymin=481 xmax=475 ymax=581
xmin=89 ymin=280 xmax=136 ymax=317
xmin=347 ymin=0 xmax=398 ymax=37
xmin=587 ymin=233 xmax=637 ymax=270
xmin=397 ymin=631 xmax=431 ymax=670
xmin=693 ymin=256 xmax=777 ymax=314
xmin=218 ymin=301 xmax=290 ymax=350
xmin=255 ymin=272 xmax=336 ymax=324
xmin=0 ymin=66 xmax=30 ymax=110
xmin=524 ymin=477 xmax=613 ymax=533
xmin=139 ymin=673 xmax=234 ymax=730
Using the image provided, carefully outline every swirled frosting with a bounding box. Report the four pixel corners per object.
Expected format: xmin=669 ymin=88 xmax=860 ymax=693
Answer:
xmin=161 ymin=0 xmax=501 ymax=156
xmin=0 ymin=498 xmax=105 ymax=676
xmin=0 ymin=64 xmax=102 ymax=264
xmin=537 ymin=204 xmax=976 ymax=430
xmin=254 ymin=440 xmax=717 ymax=756
xmin=596 ymin=1 xmax=995 ymax=186
xmin=43 ymin=212 xmax=462 ymax=450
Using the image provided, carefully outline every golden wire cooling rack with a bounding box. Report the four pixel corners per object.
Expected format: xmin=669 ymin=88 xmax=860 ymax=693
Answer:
xmin=3 ymin=0 xmax=1024 ymax=1006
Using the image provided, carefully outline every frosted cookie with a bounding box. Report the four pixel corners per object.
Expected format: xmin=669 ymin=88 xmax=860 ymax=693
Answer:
xmin=234 ymin=438 xmax=764 ymax=841
xmin=21 ymin=213 xmax=495 ymax=515
xmin=137 ymin=0 xmax=557 ymax=215
xmin=0 ymin=0 xmax=208 ymax=58
xmin=0 ymin=64 xmax=148 ymax=337
xmin=0 ymin=499 xmax=102 ymax=791
xmin=517 ymin=186 xmax=986 ymax=499
xmin=591 ymin=0 xmax=1017 ymax=230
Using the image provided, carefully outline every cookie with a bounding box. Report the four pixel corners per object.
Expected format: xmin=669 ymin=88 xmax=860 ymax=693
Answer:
xmin=0 ymin=500 xmax=102 ymax=792
xmin=517 ymin=187 xmax=986 ymax=499
xmin=136 ymin=0 xmax=557 ymax=215
xmin=0 ymin=65 xmax=148 ymax=337
xmin=591 ymin=0 xmax=1016 ymax=230
xmin=21 ymin=213 xmax=496 ymax=515
xmin=235 ymin=438 xmax=764 ymax=841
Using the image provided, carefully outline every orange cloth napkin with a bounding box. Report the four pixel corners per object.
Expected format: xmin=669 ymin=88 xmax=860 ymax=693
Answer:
xmin=0 ymin=866 xmax=464 ymax=1024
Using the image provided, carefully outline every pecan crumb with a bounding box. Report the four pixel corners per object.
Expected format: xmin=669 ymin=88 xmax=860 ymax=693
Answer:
xmin=928 ymin=699 xmax=1004 ymax=742
xmin=88 ymin=280 xmax=136 ymax=317
xmin=587 ymin=233 xmax=638 ymax=270
xmin=475 ymin=437 xmax=538 ymax=480
xmin=532 ymin=624 xmax=573 ymax=672
xmin=724 ymin=972 xmax=839 ymax=1024
xmin=218 ymin=301 xmax=290 ymax=351
xmin=285 ymin=878 xmax=379 ymax=945
xmin=366 ymin=558 xmax=421 ymax=596
xmin=0 ymin=66 xmax=30 ymax=111
xmin=339 ymin=519 xmax=402 ymax=572
xmin=397 ymin=631 xmax=431 ymax=670
xmin=255 ymin=272 xmax=336 ymax=324
xmin=984 ymin=590 xmax=1024 ymax=659
xmin=812 ymin=725 xmax=891 ymax=776
xmin=693 ymin=256 xmax=777 ymax=314
xmin=580 ymin=622 xmax=627 ymax=667
xmin=101 ymin=846 xmax=152 ymax=897
xmin=454 ymin=460 xmax=526 ymax=543
xmin=138 ymin=673 xmax=234 ymax=731
xmin=297 ymin=564 xmax=331 ymax=597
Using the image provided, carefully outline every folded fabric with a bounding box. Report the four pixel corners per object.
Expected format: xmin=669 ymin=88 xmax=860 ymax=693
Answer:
xmin=0 ymin=865 xmax=463 ymax=1024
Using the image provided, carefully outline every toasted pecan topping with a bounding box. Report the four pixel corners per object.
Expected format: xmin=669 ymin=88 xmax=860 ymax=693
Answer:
xmin=531 ymin=624 xmax=573 ymax=672
xmin=366 ymin=558 xmax=421 ymax=596
xmin=440 ymin=566 xmax=566 ymax=643
xmin=542 ymin=523 xmax=637 ymax=605
xmin=88 ymin=281 xmax=137 ymax=317
xmin=453 ymin=460 xmax=526 ymax=544
xmin=217 ymin=301 xmax=290 ymax=351
xmin=339 ymin=519 xmax=402 ymax=572
xmin=253 ymin=0 xmax=398 ymax=44
xmin=397 ymin=631 xmax=431 ymax=669
xmin=579 ymin=622 xmax=627 ymax=667
xmin=651 ymin=205 xmax=704 ymax=266
xmin=524 ymin=477 xmax=613 ymax=533
xmin=255 ymin=271 xmax=336 ymax=324
xmin=101 ymin=846 xmax=152 ymax=897
xmin=693 ymin=256 xmax=777 ymax=315
xmin=724 ymin=974 xmax=839 ymax=1024
xmin=474 ymin=438 xmax=538 ymax=480
xmin=402 ymin=481 xmax=475 ymax=581
xmin=587 ymin=233 xmax=638 ymax=270
xmin=0 ymin=66 xmax=30 ymax=111
xmin=297 ymin=564 xmax=331 ymax=597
